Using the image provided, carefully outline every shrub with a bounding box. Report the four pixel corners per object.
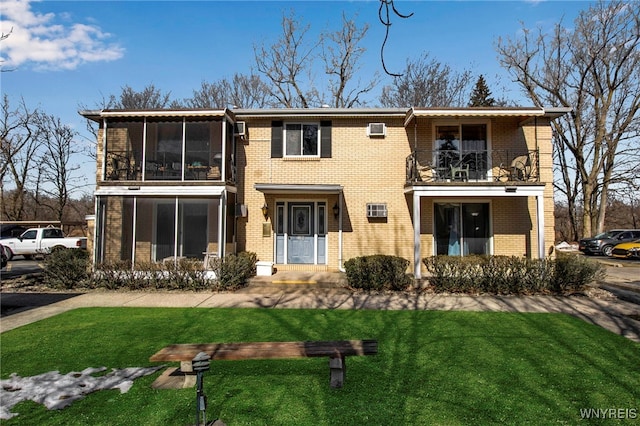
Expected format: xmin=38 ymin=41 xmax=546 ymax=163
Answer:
xmin=552 ymin=253 xmax=604 ymax=294
xmin=210 ymin=251 xmax=258 ymax=291
xmin=43 ymin=249 xmax=91 ymax=289
xmin=344 ymin=255 xmax=412 ymax=291
xmin=423 ymin=254 xmax=603 ymax=295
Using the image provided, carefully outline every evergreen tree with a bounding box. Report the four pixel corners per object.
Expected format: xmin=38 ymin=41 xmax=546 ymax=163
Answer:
xmin=468 ymin=75 xmax=496 ymax=106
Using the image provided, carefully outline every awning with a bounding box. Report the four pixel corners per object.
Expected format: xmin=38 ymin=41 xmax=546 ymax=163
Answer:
xmin=254 ymin=183 xmax=343 ymax=194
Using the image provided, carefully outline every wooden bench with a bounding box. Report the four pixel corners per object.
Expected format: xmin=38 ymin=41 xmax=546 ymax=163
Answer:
xmin=150 ymin=339 xmax=377 ymax=389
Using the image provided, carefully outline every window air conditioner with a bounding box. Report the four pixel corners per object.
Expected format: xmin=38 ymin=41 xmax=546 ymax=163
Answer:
xmin=234 ymin=121 xmax=246 ymax=137
xmin=366 ymin=203 xmax=388 ymax=218
xmin=367 ymin=122 xmax=386 ymax=137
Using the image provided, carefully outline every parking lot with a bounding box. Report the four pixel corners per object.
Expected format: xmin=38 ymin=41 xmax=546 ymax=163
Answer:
xmin=1 ymin=256 xmax=45 ymax=280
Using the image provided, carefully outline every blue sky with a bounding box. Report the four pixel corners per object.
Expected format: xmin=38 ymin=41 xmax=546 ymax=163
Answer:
xmin=1 ymin=0 xmax=594 ymax=196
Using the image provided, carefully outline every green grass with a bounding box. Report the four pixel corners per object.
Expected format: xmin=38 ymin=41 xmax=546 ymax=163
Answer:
xmin=1 ymin=308 xmax=639 ymax=425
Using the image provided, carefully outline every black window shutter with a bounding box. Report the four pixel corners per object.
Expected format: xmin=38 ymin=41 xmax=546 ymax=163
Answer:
xmin=320 ymin=120 xmax=332 ymax=158
xmin=271 ymin=121 xmax=283 ymax=158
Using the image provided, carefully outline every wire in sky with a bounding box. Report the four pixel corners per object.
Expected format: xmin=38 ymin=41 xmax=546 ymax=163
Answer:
xmin=378 ymin=0 xmax=414 ymax=77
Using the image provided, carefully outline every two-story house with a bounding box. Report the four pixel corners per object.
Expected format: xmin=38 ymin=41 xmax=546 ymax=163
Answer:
xmin=81 ymin=106 xmax=570 ymax=279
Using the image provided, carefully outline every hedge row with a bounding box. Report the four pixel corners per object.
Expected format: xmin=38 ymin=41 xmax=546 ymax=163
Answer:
xmin=344 ymin=255 xmax=413 ymax=291
xmin=43 ymin=249 xmax=257 ymax=291
xmin=422 ymin=254 xmax=604 ymax=295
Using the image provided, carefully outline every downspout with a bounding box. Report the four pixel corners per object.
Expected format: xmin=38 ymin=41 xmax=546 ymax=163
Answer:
xmin=218 ymin=192 xmax=226 ymax=259
xmin=537 ymin=193 xmax=545 ymax=259
xmin=413 ymin=191 xmax=421 ymax=279
xmin=338 ymin=191 xmax=344 ymax=272
xmin=131 ymin=197 xmax=137 ymax=268
xmin=92 ymin=196 xmax=99 ymax=267
xmin=101 ymin=118 xmax=107 ymax=180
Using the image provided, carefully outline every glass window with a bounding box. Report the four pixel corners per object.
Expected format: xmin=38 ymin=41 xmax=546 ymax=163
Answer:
xmin=285 ymin=123 xmax=319 ymax=156
xmin=145 ymin=120 xmax=183 ymax=180
xmin=435 ymin=123 xmax=488 ymax=180
xmin=105 ymin=120 xmax=144 ymax=180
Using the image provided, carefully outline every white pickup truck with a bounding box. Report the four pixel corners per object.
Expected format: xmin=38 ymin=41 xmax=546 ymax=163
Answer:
xmin=2 ymin=227 xmax=87 ymax=260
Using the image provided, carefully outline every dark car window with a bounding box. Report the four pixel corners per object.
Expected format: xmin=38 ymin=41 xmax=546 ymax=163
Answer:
xmin=619 ymin=232 xmax=633 ymax=240
xmin=43 ymin=229 xmax=63 ymax=238
xmin=633 ymin=231 xmax=640 ymax=239
xmin=22 ymin=230 xmax=37 ymax=239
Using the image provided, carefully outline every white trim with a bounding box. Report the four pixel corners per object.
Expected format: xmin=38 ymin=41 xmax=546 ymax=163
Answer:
xmin=101 ymin=118 xmax=107 ymax=180
xmin=338 ymin=192 xmax=344 ymax=272
xmin=131 ymin=198 xmax=137 ymax=265
xmin=218 ymin=194 xmax=225 ymax=258
xmin=94 ymin=185 xmax=231 ymax=197
xmin=413 ymin=192 xmax=421 ymax=278
xmin=405 ymin=185 xmax=545 ymax=198
xmin=537 ymin=194 xmax=545 ymax=259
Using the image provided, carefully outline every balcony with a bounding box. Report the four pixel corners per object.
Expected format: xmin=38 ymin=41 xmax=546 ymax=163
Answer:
xmin=406 ymin=149 xmax=539 ymax=184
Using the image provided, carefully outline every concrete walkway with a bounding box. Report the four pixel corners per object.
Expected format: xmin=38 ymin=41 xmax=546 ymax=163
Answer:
xmin=2 ymin=281 xmax=639 ymax=342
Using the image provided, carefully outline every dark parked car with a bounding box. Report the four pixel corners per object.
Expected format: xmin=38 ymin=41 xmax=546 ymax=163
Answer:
xmin=1 ymin=243 xmax=7 ymax=269
xmin=579 ymin=229 xmax=640 ymax=257
xmin=0 ymin=224 xmax=28 ymax=240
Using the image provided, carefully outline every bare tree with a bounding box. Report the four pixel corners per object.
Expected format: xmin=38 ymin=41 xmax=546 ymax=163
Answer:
xmin=106 ymin=84 xmax=181 ymax=109
xmin=254 ymin=10 xmax=320 ymax=108
xmin=0 ymin=96 xmax=42 ymax=220
xmin=35 ymin=113 xmax=83 ymax=222
xmin=379 ymin=52 xmax=473 ymax=107
xmin=185 ymin=73 xmax=273 ymax=109
xmin=497 ymin=0 xmax=640 ymax=239
xmin=254 ymin=10 xmax=377 ymax=108
xmin=321 ymin=13 xmax=380 ymax=107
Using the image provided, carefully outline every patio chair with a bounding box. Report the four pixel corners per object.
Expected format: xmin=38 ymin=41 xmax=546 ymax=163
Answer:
xmin=450 ymin=163 xmax=469 ymax=181
xmin=511 ymin=155 xmax=531 ymax=181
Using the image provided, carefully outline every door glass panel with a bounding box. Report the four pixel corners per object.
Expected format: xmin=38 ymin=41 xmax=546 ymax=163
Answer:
xmin=462 ymin=203 xmax=489 ymax=255
xmin=435 ymin=125 xmax=460 ymax=178
xmin=155 ymin=202 xmax=175 ymax=261
xmin=291 ymin=206 xmax=311 ymax=235
xmin=461 ymin=124 xmax=487 ymax=180
xmin=435 ymin=203 xmax=490 ymax=256
xmin=179 ymin=201 xmax=208 ymax=259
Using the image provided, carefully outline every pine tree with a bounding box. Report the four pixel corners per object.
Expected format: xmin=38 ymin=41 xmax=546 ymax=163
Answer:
xmin=469 ymin=75 xmax=496 ymax=106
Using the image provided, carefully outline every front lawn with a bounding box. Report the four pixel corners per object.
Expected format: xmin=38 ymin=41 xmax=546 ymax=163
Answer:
xmin=1 ymin=308 xmax=638 ymax=425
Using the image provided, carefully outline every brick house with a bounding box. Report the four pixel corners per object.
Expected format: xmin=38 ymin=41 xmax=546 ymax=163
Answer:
xmin=81 ymin=106 xmax=570 ymax=278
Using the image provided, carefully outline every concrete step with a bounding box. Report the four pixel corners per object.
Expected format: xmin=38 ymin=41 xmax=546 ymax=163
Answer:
xmin=247 ymin=271 xmax=348 ymax=291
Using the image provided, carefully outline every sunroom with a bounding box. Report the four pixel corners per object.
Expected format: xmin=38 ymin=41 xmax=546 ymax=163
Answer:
xmin=92 ymin=110 xmax=237 ymax=183
xmin=93 ymin=188 xmax=237 ymax=265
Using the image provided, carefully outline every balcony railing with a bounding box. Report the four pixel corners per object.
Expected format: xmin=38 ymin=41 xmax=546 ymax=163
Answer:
xmin=406 ymin=149 xmax=539 ymax=184
xmin=104 ymin=150 xmax=235 ymax=183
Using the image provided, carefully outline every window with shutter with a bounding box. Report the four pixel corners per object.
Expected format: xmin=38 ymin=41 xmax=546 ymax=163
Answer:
xmin=271 ymin=120 xmax=332 ymax=158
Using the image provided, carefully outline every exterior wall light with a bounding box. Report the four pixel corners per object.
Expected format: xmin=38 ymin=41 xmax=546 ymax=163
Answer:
xmin=333 ymin=202 xmax=340 ymax=218
xmin=261 ymin=202 xmax=269 ymax=219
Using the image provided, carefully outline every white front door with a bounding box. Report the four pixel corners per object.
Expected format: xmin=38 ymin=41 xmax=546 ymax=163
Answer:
xmin=275 ymin=201 xmax=327 ymax=264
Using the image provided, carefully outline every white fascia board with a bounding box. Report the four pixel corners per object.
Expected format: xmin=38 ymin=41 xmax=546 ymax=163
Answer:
xmin=235 ymin=108 xmax=407 ymax=120
xmin=98 ymin=109 xmax=228 ymax=118
xmin=405 ymin=185 xmax=545 ymax=197
xmin=95 ymin=185 xmax=230 ymax=197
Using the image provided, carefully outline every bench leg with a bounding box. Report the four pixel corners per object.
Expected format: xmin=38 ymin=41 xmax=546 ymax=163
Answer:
xmin=329 ymin=356 xmax=345 ymax=388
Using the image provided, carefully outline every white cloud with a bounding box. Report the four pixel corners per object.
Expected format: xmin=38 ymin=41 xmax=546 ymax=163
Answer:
xmin=0 ymin=0 xmax=124 ymax=71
